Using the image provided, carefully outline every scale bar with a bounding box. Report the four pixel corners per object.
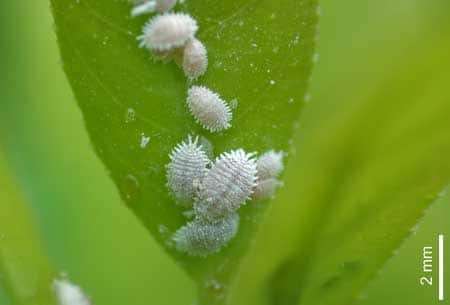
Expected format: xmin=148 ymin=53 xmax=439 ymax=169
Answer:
xmin=439 ymin=234 xmax=444 ymax=301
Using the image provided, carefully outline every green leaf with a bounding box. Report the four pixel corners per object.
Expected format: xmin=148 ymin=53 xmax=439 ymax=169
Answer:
xmin=229 ymin=30 xmax=450 ymax=305
xmin=50 ymin=0 xmax=318 ymax=303
xmin=0 ymin=151 xmax=58 ymax=305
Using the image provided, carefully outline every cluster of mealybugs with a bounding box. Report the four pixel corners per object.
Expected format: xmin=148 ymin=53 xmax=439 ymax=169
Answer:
xmin=132 ymin=0 xmax=233 ymax=133
xmin=128 ymin=0 xmax=285 ymax=257
xmin=166 ymin=136 xmax=283 ymax=256
xmin=135 ymin=1 xmax=208 ymax=82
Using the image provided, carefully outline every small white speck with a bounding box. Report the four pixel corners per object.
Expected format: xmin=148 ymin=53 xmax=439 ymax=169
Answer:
xmin=230 ymin=98 xmax=238 ymax=109
xmin=125 ymin=108 xmax=136 ymax=123
xmin=140 ymin=133 xmax=151 ymax=148
xmin=270 ymin=80 xmax=276 ymax=85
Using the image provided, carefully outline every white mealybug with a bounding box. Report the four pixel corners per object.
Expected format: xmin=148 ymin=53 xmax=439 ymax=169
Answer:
xmin=195 ymin=149 xmax=257 ymax=221
xmin=253 ymin=150 xmax=285 ymax=200
xmin=139 ymin=13 xmax=198 ymax=51
xmin=256 ymin=150 xmax=284 ymax=180
xmin=130 ymin=0 xmax=178 ymax=17
xmin=182 ymin=38 xmax=208 ymax=80
xmin=173 ymin=213 xmax=239 ymax=257
xmin=53 ymin=278 xmax=91 ymax=305
xmin=166 ymin=136 xmax=210 ymax=206
xmin=253 ymin=178 xmax=283 ymax=200
xmin=187 ymin=86 xmax=232 ymax=133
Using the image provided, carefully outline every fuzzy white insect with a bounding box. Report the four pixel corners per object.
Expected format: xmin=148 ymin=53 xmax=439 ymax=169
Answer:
xmin=252 ymin=178 xmax=283 ymax=200
xmin=187 ymin=86 xmax=232 ymax=133
xmin=53 ymin=279 xmax=91 ymax=305
xmin=195 ymin=149 xmax=257 ymax=221
xmin=139 ymin=13 xmax=198 ymax=51
xmin=130 ymin=0 xmax=178 ymax=17
xmin=166 ymin=136 xmax=210 ymax=206
xmin=182 ymin=38 xmax=208 ymax=80
xmin=256 ymin=150 xmax=284 ymax=181
xmin=252 ymin=150 xmax=285 ymax=200
xmin=173 ymin=213 xmax=239 ymax=257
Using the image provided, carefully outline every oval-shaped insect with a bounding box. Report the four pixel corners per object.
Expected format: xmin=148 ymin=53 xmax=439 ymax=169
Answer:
xmin=130 ymin=0 xmax=178 ymax=17
xmin=53 ymin=279 xmax=91 ymax=305
xmin=195 ymin=149 xmax=257 ymax=221
xmin=183 ymin=38 xmax=208 ymax=80
xmin=252 ymin=178 xmax=283 ymax=200
xmin=139 ymin=13 xmax=198 ymax=51
xmin=166 ymin=136 xmax=210 ymax=206
xmin=173 ymin=213 xmax=239 ymax=257
xmin=187 ymin=86 xmax=232 ymax=133
xmin=256 ymin=150 xmax=284 ymax=180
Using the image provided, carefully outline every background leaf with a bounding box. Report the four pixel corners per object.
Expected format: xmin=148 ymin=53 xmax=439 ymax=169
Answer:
xmin=229 ymin=1 xmax=450 ymax=305
xmin=50 ymin=0 xmax=318 ymax=303
xmin=0 ymin=151 xmax=58 ymax=305
xmin=0 ymin=2 xmax=195 ymax=304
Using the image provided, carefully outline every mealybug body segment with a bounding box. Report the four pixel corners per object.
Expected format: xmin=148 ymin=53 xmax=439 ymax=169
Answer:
xmin=253 ymin=150 xmax=285 ymax=200
xmin=253 ymin=178 xmax=283 ymax=200
xmin=53 ymin=279 xmax=91 ymax=305
xmin=187 ymin=86 xmax=232 ymax=133
xmin=139 ymin=13 xmax=198 ymax=51
xmin=131 ymin=0 xmax=178 ymax=17
xmin=183 ymin=38 xmax=208 ymax=80
xmin=166 ymin=136 xmax=210 ymax=206
xmin=195 ymin=149 xmax=257 ymax=221
xmin=173 ymin=213 xmax=239 ymax=257
xmin=256 ymin=150 xmax=284 ymax=180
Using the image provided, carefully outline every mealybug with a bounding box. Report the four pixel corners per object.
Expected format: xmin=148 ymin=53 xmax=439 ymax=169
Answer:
xmin=130 ymin=0 xmax=178 ymax=17
xmin=173 ymin=213 xmax=239 ymax=257
xmin=195 ymin=149 xmax=257 ymax=221
xmin=183 ymin=38 xmax=208 ymax=80
xmin=166 ymin=136 xmax=210 ymax=206
xmin=139 ymin=13 xmax=198 ymax=51
xmin=187 ymin=86 xmax=232 ymax=133
xmin=252 ymin=150 xmax=285 ymax=200
xmin=253 ymin=178 xmax=283 ymax=200
xmin=256 ymin=150 xmax=284 ymax=180
xmin=53 ymin=279 xmax=91 ymax=305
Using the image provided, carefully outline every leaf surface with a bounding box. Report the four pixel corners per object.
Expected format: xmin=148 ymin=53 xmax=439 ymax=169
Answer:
xmin=0 ymin=152 xmax=58 ymax=305
xmin=230 ymin=24 xmax=450 ymax=305
xmin=50 ymin=0 xmax=318 ymax=303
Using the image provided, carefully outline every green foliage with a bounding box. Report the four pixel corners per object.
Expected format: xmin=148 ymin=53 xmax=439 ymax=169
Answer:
xmin=50 ymin=0 xmax=318 ymax=304
xmin=0 ymin=154 xmax=58 ymax=305
xmin=229 ymin=10 xmax=450 ymax=305
xmin=30 ymin=1 xmax=449 ymax=305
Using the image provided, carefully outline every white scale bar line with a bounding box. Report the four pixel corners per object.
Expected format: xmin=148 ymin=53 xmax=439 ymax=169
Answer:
xmin=439 ymin=234 xmax=444 ymax=301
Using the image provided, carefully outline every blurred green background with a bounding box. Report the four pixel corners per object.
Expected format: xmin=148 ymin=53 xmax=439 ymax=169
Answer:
xmin=0 ymin=1 xmax=448 ymax=305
